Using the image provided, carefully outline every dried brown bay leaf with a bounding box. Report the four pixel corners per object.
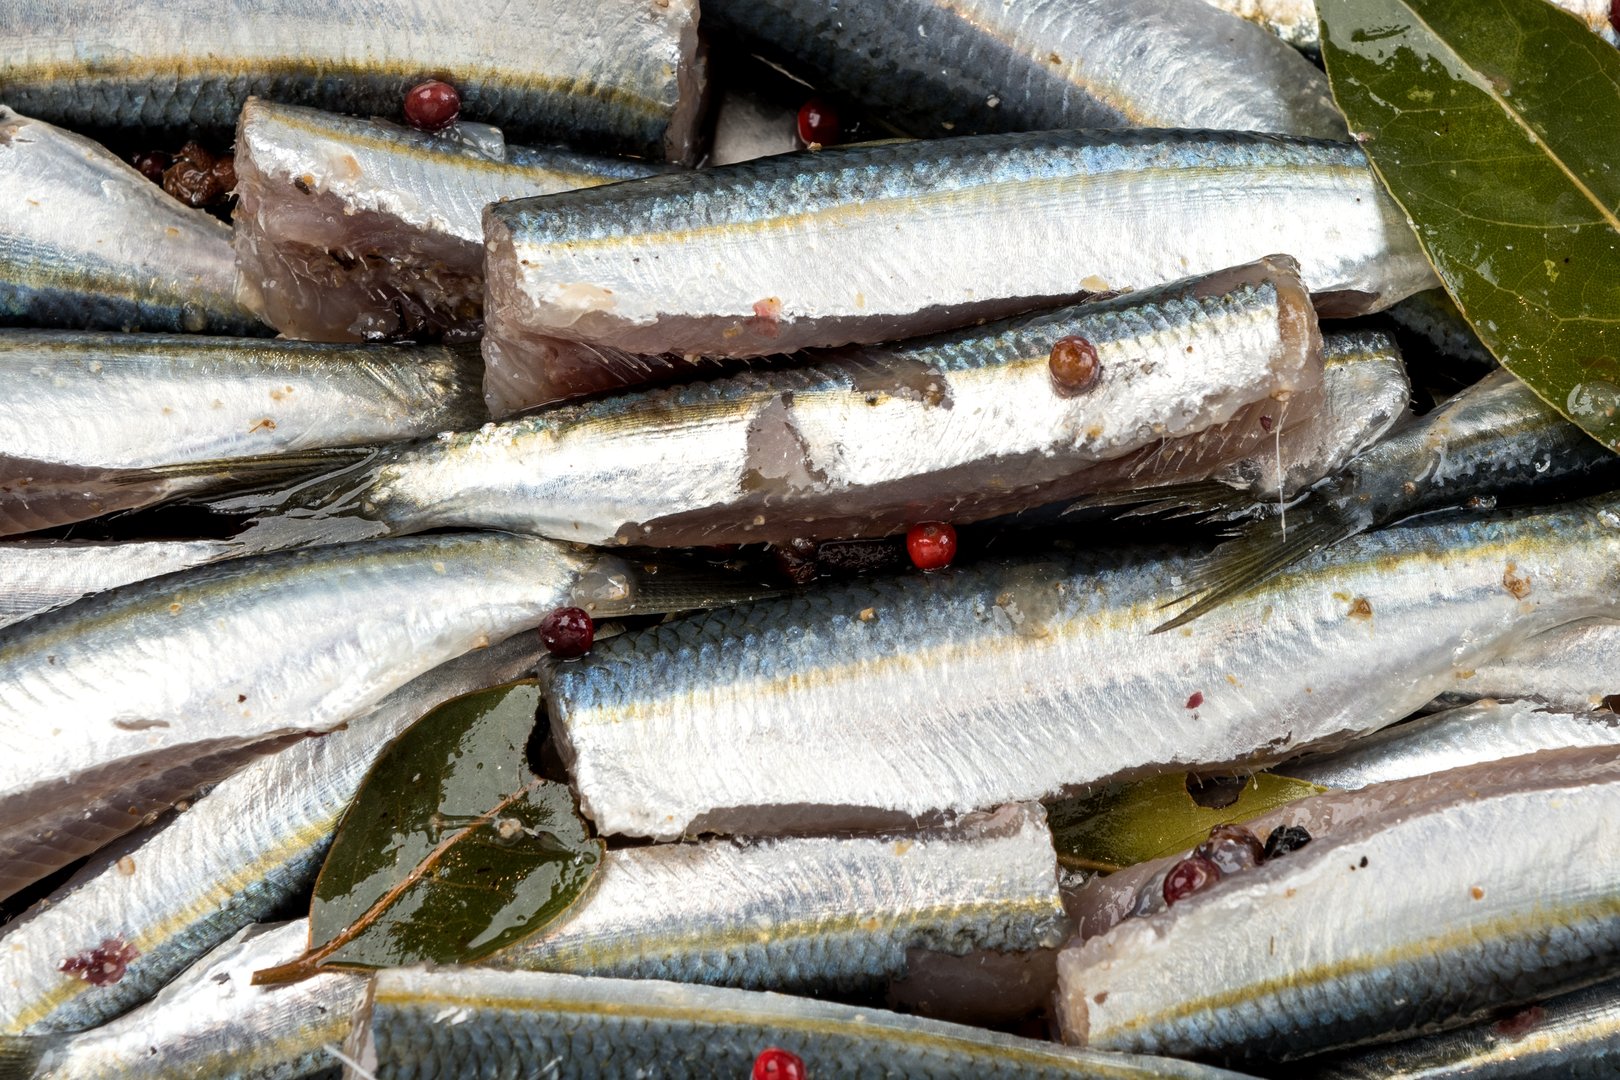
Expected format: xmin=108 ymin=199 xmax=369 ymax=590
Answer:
xmin=1319 ymin=0 xmax=1620 ymax=450
xmin=253 ymin=680 xmax=600 ymax=984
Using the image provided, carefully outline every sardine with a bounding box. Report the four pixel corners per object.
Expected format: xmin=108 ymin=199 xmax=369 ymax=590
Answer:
xmin=1385 ymin=288 xmax=1494 ymax=371
xmin=550 ymin=493 xmax=1620 ymax=840
xmin=0 ymin=330 xmax=485 ymax=536
xmin=1055 ymin=746 xmax=1620 ymax=1061
xmin=700 ymin=0 xmax=1345 ymax=138
xmin=482 ymin=129 xmax=1434 ymax=407
xmin=1200 ymin=0 xmax=1617 ymax=51
xmin=0 ymin=531 xmax=655 ymax=901
xmin=486 ymin=802 xmax=1066 ymax=995
xmin=221 ymin=259 xmax=1323 ymax=551
xmin=0 ymin=920 xmax=364 ymax=1079
xmin=232 ymin=99 xmax=667 ymax=346
xmin=0 ymin=541 xmax=232 ymax=630
xmin=1436 ymin=619 xmax=1620 ymax=711
xmin=0 ymin=634 xmax=541 ymax=1036
xmin=344 ymin=967 xmax=1253 ymax=1079
xmin=0 ymin=109 xmax=264 ymax=336
xmin=1159 ymin=367 xmax=1620 ymax=630
xmin=0 ymin=0 xmax=705 ymax=162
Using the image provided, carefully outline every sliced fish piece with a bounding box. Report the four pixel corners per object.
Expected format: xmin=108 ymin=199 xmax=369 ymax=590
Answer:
xmin=345 ymin=967 xmax=1253 ymax=1078
xmin=0 ymin=330 xmax=485 ymax=536
xmin=0 ymin=920 xmax=364 ymax=1079
xmin=0 ymin=541 xmax=232 ymax=629
xmin=1055 ymin=747 xmax=1620 ymax=1061
xmin=0 ymin=531 xmax=649 ymax=901
xmin=0 ymin=109 xmax=264 ymax=336
xmin=222 ymin=259 xmax=1324 ymax=551
xmin=232 ymin=99 xmax=668 ymax=346
xmin=700 ymin=0 xmax=1345 ymax=138
xmin=487 ymin=802 xmax=1066 ymax=995
xmin=0 ymin=0 xmax=705 ymax=161
xmin=0 ymin=634 xmax=540 ymax=1036
xmin=482 ymin=129 xmax=1434 ymax=407
xmin=1436 ymin=619 xmax=1620 ymax=711
xmin=550 ymin=493 xmax=1620 ymax=840
xmin=1201 ymin=0 xmax=1617 ymax=50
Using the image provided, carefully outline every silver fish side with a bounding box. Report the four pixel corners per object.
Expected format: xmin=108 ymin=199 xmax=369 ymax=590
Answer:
xmin=1434 ymin=619 xmax=1620 ymax=711
xmin=1199 ymin=0 xmax=1617 ymax=50
xmin=0 ymin=541 xmax=233 ymax=630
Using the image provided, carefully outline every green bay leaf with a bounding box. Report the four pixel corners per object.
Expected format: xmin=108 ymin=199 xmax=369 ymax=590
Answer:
xmin=253 ymin=680 xmax=601 ymax=983
xmin=1318 ymin=0 xmax=1620 ymax=450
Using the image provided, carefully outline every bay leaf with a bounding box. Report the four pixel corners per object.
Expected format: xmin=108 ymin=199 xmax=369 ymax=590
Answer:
xmin=1048 ymin=772 xmax=1324 ymax=872
xmin=1318 ymin=0 xmax=1620 ymax=450
xmin=253 ymin=680 xmax=600 ymax=984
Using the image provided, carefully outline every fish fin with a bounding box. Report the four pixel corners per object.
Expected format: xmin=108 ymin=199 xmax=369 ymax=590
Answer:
xmin=1067 ymin=481 xmax=1253 ymax=522
xmin=0 ymin=1034 xmax=60 ymax=1080
xmin=1151 ymin=505 xmax=1359 ymax=634
xmin=620 ymin=564 xmax=787 ymax=616
xmin=200 ymin=450 xmax=402 ymax=556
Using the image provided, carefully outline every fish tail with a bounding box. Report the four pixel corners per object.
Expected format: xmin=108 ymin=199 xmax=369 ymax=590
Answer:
xmin=1151 ymin=502 xmax=1361 ymax=633
xmin=0 ymin=1034 xmax=60 ymax=1080
xmin=199 ymin=448 xmax=403 ymax=556
xmin=1071 ymin=481 xmax=1257 ymax=522
xmin=624 ymin=562 xmax=787 ymax=616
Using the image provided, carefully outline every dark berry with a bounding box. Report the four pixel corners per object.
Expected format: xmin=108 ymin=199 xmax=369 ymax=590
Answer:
xmin=1162 ymin=856 xmax=1221 ymax=905
xmin=1049 ymin=335 xmax=1101 ymax=396
xmin=59 ymin=937 xmax=140 ymax=987
xmin=163 ymin=157 xmax=222 ymax=208
xmin=772 ymin=538 xmax=820 ymax=585
xmin=405 ymin=80 xmax=461 ymax=131
xmin=211 ymin=155 xmax=237 ymax=194
xmin=131 ymin=150 xmax=172 ymax=184
xmin=905 ymin=522 xmax=957 ymax=571
xmin=1195 ymin=823 xmax=1265 ymax=876
xmin=796 ymin=98 xmax=840 ymax=146
xmin=752 ymin=1047 xmax=806 ymax=1080
xmin=539 ymin=607 xmax=594 ymax=659
xmin=1263 ymin=824 xmax=1312 ymax=860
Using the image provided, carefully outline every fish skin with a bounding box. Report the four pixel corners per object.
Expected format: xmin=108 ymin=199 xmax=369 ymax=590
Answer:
xmin=0 ymin=532 xmax=640 ymax=901
xmin=0 ymin=330 xmax=486 ymax=536
xmin=707 ymin=90 xmax=801 ymax=166
xmin=1200 ymin=0 xmax=1617 ymax=50
xmin=0 ymin=0 xmax=705 ymax=162
xmin=0 ymin=634 xmax=541 ymax=1036
xmin=226 ymin=259 xmax=1324 ymax=550
xmin=1434 ymin=619 xmax=1620 ymax=712
xmin=482 ymin=129 xmax=1434 ymax=406
xmin=551 ymin=493 xmax=1620 ymax=840
xmin=232 ymin=99 xmax=668 ymax=346
xmin=1055 ymin=748 xmax=1620 ymax=1062
xmin=486 ymin=802 xmax=1066 ymax=995
xmin=0 ymin=541 xmax=233 ymax=630
xmin=344 ymin=967 xmax=1254 ymax=1079
xmin=0 ymin=108 xmax=265 ymax=336
xmin=0 ymin=920 xmax=364 ymax=1079
xmin=700 ymin=0 xmax=1345 ymax=139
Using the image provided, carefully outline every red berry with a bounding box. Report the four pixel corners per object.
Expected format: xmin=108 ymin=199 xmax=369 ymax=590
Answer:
xmin=1162 ymin=855 xmax=1221 ymax=906
xmin=539 ymin=607 xmax=594 ymax=659
xmin=405 ymin=80 xmax=461 ymax=131
xmin=905 ymin=522 xmax=957 ymax=571
xmin=131 ymin=150 xmax=172 ymax=184
xmin=796 ymin=98 xmax=840 ymax=146
xmin=752 ymin=1047 xmax=806 ymax=1080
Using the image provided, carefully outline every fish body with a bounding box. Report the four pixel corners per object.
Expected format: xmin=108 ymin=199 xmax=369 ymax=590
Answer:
xmin=551 ymin=494 xmax=1620 ymax=840
xmin=232 ymin=99 xmax=667 ymax=346
xmin=0 ymin=0 xmax=705 ymax=161
xmin=0 ymin=108 xmax=264 ymax=336
xmin=0 ymin=532 xmax=639 ymax=900
xmin=0 ymin=330 xmax=485 ymax=535
xmin=1201 ymin=0 xmax=1617 ymax=50
xmin=0 ymin=920 xmax=364 ymax=1079
xmin=1055 ymin=747 xmax=1620 ymax=1061
xmin=701 ymin=0 xmax=1345 ymax=138
xmin=231 ymin=259 xmax=1323 ymax=550
xmin=345 ymin=967 xmax=1253 ymax=1079
xmin=1436 ymin=619 xmax=1620 ymax=711
xmin=0 ymin=634 xmax=541 ymax=1036
xmin=487 ymin=802 xmax=1065 ymax=995
xmin=0 ymin=541 xmax=232 ymax=629
xmin=482 ymin=129 xmax=1434 ymax=406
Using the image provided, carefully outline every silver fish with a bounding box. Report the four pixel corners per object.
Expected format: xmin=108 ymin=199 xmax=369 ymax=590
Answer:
xmin=1436 ymin=619 xmax=1620 ymax=711
xmin=1200 ymin=0 xmax=1617 ymax=51
xmin=1281 ymin=698 xmax=1620 ymax=790
xmin=482 ymin=129 xmax=1434 ymax=407
xmin=222 ymin=259 xmax=1324 ymax=551
xmin=232 ymin=99 xmax=667 ymax=346
xmin=0 ymin=633 xmax=540 ymax=1036
xmin=486 ymin=802 xmax=1066 ymax=996
xmin=0 ymin=330 xmax=485 ymax=536
xmin=0 ymin=541 xmax=232 ymax=630
xmin=0 ymin=0 xmax=706 ymax=162
xmin=0 ymin=109 xmax=264 ymax=336
xmin=0 ymin=920 xmax=364 ymax=1079
xmin=344 ymin=967 xmax=1252 ymax=1079
xmin=550 ymin=493 xmax=1620 ymax=840
xmin=708 ymin=90 xmax=801 ymax=166
xmin=0 ymin=531 xmax=646 ymax=901
xmin=1055 ymin=746 xmax=1620 ymax=1062
xmin=700 ymin=0 xmax=1345 ymax=138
